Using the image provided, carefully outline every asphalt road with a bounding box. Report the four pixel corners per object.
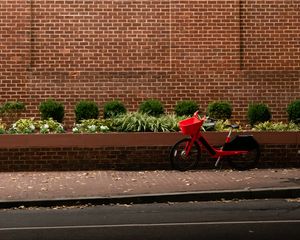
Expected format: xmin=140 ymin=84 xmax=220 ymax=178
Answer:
xmin=0 ymin=199 xmax=299 ymax=240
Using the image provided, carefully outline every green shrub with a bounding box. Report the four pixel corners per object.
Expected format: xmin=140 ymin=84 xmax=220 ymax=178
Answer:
xmin=103 ymin=100 xmax=127 ymax=119
xmin=207 ymin=101 xmax=232 ymax=120
xmin=75 ymin=100 xmax=99 ymax=123
xmin=138 ymin=99 xmax=164 ymax=117
xmin=174 ymin=100 xmax=199 ymax=116
xmin=287 ymin=100 xmax=300 ymax=124
xmin=247 ymin=103 xmax=271 ymax=126
xmin=39 ymin=99 xmax=64 ymax=123
xmin=0 ymin=101 xmax=26 ymax=115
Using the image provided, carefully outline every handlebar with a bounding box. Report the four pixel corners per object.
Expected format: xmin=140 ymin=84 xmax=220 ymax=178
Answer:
xmin=193 ymin=111 xmax=199 ymax=118
xmin=192 ymin=111 xmax=239 ymax=130
xmin=193 ymin=111 xmax=207 ymax=122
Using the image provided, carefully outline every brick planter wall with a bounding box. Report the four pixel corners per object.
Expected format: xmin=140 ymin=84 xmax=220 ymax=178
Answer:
xmin=0 ymin=1 xmax=299 ymax=127
xmin=0 ymin=132 xmax=299 ymax=171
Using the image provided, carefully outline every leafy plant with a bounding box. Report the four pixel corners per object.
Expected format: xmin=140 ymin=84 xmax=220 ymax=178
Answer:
xmin=152 ymin=114 xmax=184 ymax=132
xmin=287 ymin=100 xmax=300 ymax=124
xmin=214 ymin=119 xmax=233 ymax=131
xmin=207 ymin=101 xmax=232 ymax=120
xmin=247 ymin=103 xmax=271 ymax=126
xmin=138 ymin=99 xmax=165 ymax=117
xmin=72 ymin=119 xmax=109 ymax=133
xmin=8 ymin=118 xmax=36 ymax=134
xmin=103 ymin=100 xmax=127 ymax=119
xmin=39 ymin=99 xmax=64 ymax=123
xmin=204 ymin=119 xmax=241 ymax=132
xmin=253 ymin=121 xmax=299 ymax=131
xmin=174 ymin=100 xmax=199 ymax=117
xmin=37 ymin=118 xmax=64 ymax=134
xmin=107 ymin=112 xmax=183 ymax=132
xmin=0 ymin=121 xmax=6 ymax=134
xmin=108 ymin=112 xmax=151 ymax=132
xmin=8 ymin=118 xmax=65 ymax=134
xmin=75 ymin=100 xmax=99 ymax=123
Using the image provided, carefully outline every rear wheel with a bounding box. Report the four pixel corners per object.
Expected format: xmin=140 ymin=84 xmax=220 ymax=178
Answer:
xmin=227 ymin=146 xmax=260 ymax=170
xmin=170 ymin=138 xmax=201 ymax=171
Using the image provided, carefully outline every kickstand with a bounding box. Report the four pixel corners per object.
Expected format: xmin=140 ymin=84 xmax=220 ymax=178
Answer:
xmin=215 ymin=156 xmax=221 ymax=167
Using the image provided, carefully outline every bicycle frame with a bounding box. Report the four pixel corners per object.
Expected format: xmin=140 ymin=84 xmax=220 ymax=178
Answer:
xmin=183 ymin=119 xmax=248 ymax=166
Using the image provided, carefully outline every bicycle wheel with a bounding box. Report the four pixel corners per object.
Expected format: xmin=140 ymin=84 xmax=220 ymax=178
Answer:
xmin=170 ymin=138 xmax=201 ymax=171
xmin=227 ymin=146 xmax=260 ymax=170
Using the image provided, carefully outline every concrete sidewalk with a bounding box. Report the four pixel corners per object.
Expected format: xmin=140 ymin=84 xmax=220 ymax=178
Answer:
xmin=0 ymin=168 xmax=299 ymax=208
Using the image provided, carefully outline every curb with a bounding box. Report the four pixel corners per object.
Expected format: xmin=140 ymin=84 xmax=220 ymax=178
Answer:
xmin=0 ymin=187 xmax=300 ymax=209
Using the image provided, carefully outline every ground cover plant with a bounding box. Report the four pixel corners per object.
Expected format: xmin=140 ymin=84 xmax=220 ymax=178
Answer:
xmin=106 ymin=112 xmax=183 ymax=132
xmin=7 ymin=118 xmax=64 ymax=134
xmin=37 ymin=118 xmax=65 ymax=133
xmin=252 ymin=121 xmax=299 ymax=131
xmin=0 ymin=121 xmax=5 ymax=134
xmin=72 ymin=119 xmax=109 ymax=133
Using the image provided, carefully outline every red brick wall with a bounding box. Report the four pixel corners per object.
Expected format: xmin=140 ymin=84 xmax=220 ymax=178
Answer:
xmin=0 ymin=0 xmax=30 ymax=100
xmin=0 ymin=145 xmax=298 ymax=171
xmin=0 ymin=1 xmax=299 ymax=127
xmin=241 ymin=0 xmax=300 ymax=70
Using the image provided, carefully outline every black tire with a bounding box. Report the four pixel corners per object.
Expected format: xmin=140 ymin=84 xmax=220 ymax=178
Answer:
xmin=227 ymin=146 xmax=260 ymax=170
xmin=170 ymin=138 xmax=201 ymax=171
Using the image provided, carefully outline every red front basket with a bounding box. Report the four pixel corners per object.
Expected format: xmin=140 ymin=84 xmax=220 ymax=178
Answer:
xmin=179 ymin=117 xmax=204 ymax=135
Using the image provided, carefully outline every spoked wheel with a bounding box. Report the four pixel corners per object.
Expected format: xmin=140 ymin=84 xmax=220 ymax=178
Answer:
xmin=227 ymin=146 xmax=260 ymax=170
xmin=170 ymin=138 xmax=201 ymax=171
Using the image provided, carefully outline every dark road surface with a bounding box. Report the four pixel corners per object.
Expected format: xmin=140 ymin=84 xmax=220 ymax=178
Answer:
xmin=0 ymin=199 xmax=299 ymax=240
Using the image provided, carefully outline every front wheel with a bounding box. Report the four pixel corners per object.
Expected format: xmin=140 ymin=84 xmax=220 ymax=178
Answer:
xmin=170 ymin=138 xmax=201 ymax=171
xmin=227 ymin=146 xmax=260 ymax=170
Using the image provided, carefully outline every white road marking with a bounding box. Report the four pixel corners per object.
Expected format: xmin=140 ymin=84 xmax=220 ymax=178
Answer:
xmin=0 ymin=220 xmax=300 ymax=231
